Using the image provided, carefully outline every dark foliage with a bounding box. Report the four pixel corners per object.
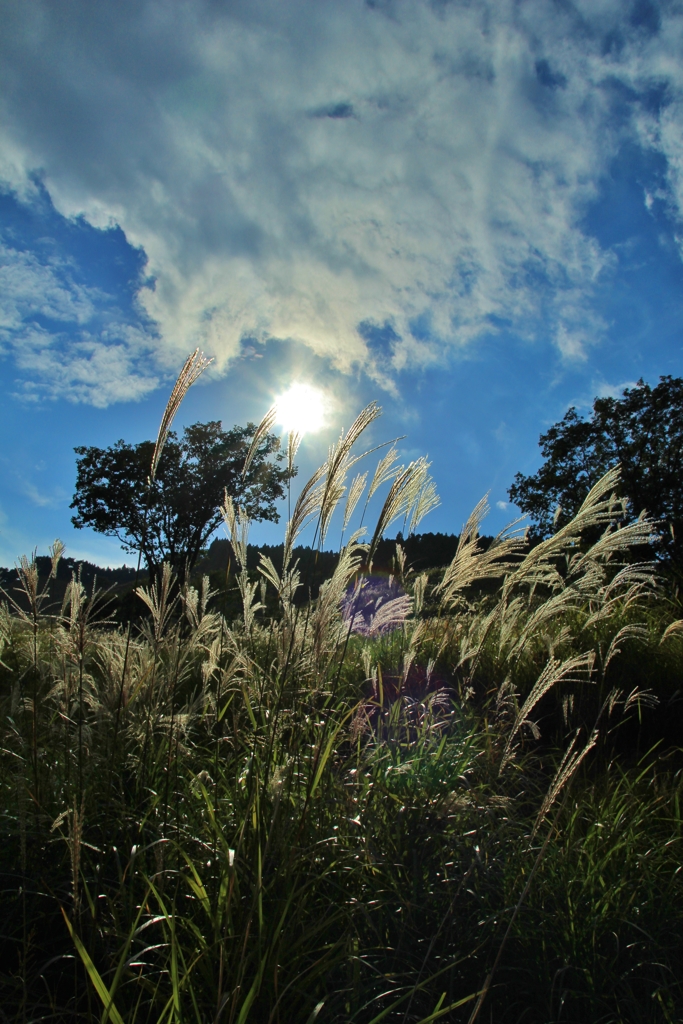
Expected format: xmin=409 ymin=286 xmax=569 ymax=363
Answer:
xmin=71 ymin=421 xmax=289 ymax=584
xmin=0 ymin=557 xmax=138 ymax=619
xmin=198 ymin=532 xmax=463 ymax=610
xmin=509 ymin=376 xmax=683 ymax=565
xmin=377 ymin=531 xmax=461 ymax=571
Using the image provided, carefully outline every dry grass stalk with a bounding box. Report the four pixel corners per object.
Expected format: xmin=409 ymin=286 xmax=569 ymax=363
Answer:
xmin=315 ymin=402 xmax=382 ymax=545
xmin=436 ymin=499 xmax=525 ymax=609
xmin=136 ymin=563 xmax=179 ymax=643
xmin=150 ymin=349 xmax=213 ymax=482
xmin=242 ymin=405 xmax=278 ymax=479
xmin=366 ymin=445 xmax=400 ymax=504
xmin=283 ymin=465 xmax=327 ymax=570
xmin=368 ymin=457 xmax=434 ymax=564
xmin=287 ymin=431 xmax=302 ymax=478
xmin=342 ymin=472 xmax=368 ymax=536
xmin=500 ymin=651 xmax=596 ymax=769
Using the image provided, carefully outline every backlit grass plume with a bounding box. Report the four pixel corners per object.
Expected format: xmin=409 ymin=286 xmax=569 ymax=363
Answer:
xmin=150 ymin=348 xmax=213 ymax=482
xmin=242 ymin=403 xmax=278 ymax=479
xmin=316 ymin=401 xmax=382 ymax=547
xmin=368 ymin=455 xmax=437 ymax=564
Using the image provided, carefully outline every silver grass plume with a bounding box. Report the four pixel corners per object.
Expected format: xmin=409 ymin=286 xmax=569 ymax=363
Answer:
xmin=311 ymin=532 xmax=367 ymax=661
xmin=436 ymin=498 xmax=526 ymax=610
xmin=316 ymin=402 xmax=382 ymax=547
xmin=660 ymin=618 xmax=683 ymax=644
xmin=135 ymin=562 xmax=178 ymax=643
xmin=61 ymin=567 xmax=86 ymax=636
xmin=4 ymin=539 xmax=65 ymax=624
xmin=566 ymin=510 xmax=656 ymax=577
xmin=413 ymin=572 xmax=429 ymax=615
xmin=368 ymin=456 xmax=434 ymax=565
xmin=407 ymin=477 xmax=441 ymax=536
xmin=367 ymin=445 xmax=400 ymax=502
xmin=318 ymin=477 xmax=347 ymax=548
xmin=486 ymin=468 xmax=659 ymax=665
xmin=602 ymin=623 xmax=649 ymax=673
xmin=258 ymin=552 xmax=302 ymax=617
xmin=369 ymin=593 xmax=413 ymax=635
xmin=220 ymin=492 xmax=263 ymax=629
xmin=150 ymin=349 xmax=213 ymax=482
xmin=287 ymin=431 xmax=302 ymax=478
xmin=242 ymin=404 xmax=278 ymax=479
xmin=531 ymin=727 xmax=599 ymax=837
xmin=283 ymin=464 xmax=327 ymax=570
xmin=50 ymin=539 xmax=65 ymax=578
xmin=359 ymin=444 xmax=400 ymax=526
xmin=342 ymin=472 xmax=368 ymax=536
xmin=503 ymin=465 xmax=626 ymax=598
xmin=500 ymin=651 xmax=595 ymax=769
xmin=220 ymin=491 xmax=250 ymax=572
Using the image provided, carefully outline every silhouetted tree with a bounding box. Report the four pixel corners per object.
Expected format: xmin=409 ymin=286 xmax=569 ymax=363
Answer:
xmin=71 ymin=421 xmax=289 ymax=583
xmin=509 ymin=377 xmax=683 ymax=565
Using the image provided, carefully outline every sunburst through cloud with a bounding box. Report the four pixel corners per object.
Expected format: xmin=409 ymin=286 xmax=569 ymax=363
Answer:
xmin=274 ymin=383 xmax=328 ymax=437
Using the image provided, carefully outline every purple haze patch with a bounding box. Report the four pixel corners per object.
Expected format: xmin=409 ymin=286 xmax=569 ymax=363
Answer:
xmin=341 ymin=574 xmax=413 ymax=637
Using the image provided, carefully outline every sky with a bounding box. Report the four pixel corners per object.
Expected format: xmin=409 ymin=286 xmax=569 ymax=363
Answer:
xmin=1 ymin=0 xmax=683 ymax=567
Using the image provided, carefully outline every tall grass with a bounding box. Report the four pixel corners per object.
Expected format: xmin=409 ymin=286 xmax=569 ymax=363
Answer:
xmin=1 ymin=398 xmax=683 ymax=1022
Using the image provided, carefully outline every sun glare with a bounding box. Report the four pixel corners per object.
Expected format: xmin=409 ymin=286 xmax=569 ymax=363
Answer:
xmin=275 ymin=382 xmax=327 ymax=436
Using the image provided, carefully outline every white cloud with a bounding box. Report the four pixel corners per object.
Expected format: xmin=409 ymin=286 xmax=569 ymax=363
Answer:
xmin=595 ymin=378 xmax=640 ymax=400
xmin=0 ymin=0 xmax=681 ymax=402
xmin=0 ymin=240 xmax=160 ymax=404
xmin=496 ymin=500 xmax=508 ymax=511
xmin=10 ymin=329 xmax=160 ymax=407
xmin=0 ymin=243 xmax=95 ymax=331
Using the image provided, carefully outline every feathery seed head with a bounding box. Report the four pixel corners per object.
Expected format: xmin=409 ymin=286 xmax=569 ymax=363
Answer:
xmin=150 ymin=349 xmax=213 ymax=482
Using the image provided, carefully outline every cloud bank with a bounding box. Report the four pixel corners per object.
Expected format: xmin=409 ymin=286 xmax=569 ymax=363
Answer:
xmin=1 ymin=0 xmax=682 ymax=403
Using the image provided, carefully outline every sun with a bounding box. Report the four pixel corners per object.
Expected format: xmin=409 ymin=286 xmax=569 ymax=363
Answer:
xmin=274 ymin=382 xmax=327 ymax=436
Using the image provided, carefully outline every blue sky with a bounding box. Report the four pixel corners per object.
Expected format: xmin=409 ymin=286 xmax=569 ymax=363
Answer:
xmin=1 ymin=0 xmax=683 ymax=566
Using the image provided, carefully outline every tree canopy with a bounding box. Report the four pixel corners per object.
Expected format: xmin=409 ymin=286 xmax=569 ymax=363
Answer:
xmin=508 ymin=376 xmax=683 ymax=565
xmin=71 ymin=420 xmax=289 ymax=582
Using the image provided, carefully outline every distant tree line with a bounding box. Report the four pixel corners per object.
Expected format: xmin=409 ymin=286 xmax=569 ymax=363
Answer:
xmin=0 ymin=533 xmax=468 ymax=623
xmin=199 ymin=532 xmax=463 ymax=578
xmin=0 ymin=557 xmax=139 ymax=616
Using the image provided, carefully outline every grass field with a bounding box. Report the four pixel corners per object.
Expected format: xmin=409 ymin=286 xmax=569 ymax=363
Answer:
xmin=2 ymin=401 xmax=683 ymax=1023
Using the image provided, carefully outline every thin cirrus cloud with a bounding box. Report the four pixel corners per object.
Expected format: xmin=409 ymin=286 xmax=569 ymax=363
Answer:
xmin=0 ymin=0 xmax=681 ymax=405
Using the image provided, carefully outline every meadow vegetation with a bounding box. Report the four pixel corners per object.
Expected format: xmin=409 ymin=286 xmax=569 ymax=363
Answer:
xmin=2 ymin=392 xmax=683 ymax=1023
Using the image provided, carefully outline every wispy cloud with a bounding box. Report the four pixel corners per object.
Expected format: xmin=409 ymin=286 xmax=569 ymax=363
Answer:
xmin=0 ymin=232 xmax=159 ymax=404
xmin=17 ymin=478 xmax=66 ymax=509
xmin=0 ymin=243 xmax=95 ymax=329
xmin=0 ymin=0 xmax=681 ymax=403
